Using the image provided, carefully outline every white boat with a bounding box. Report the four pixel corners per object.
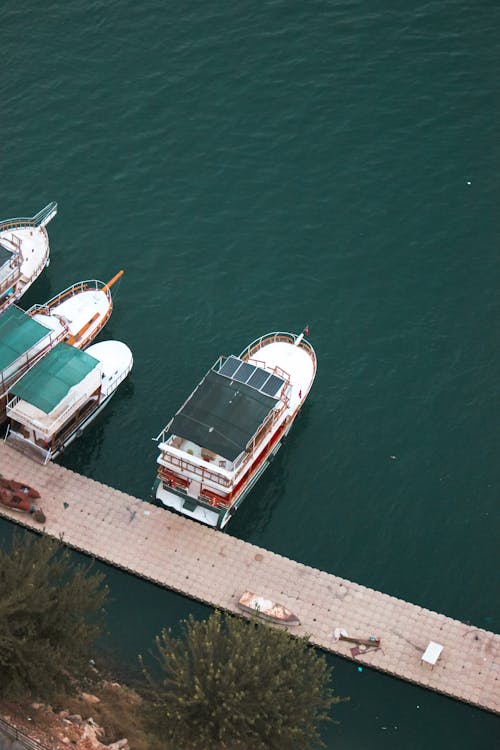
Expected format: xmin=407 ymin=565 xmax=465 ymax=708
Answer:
xmin=0 ymin=203 xmax=57 ymax=313
xmin=153 ymin=329 xmax=316 ymax=529
xmin=4 ymin=340 xmax=133 ymax=463
xmin=0 ymin=272 xmax=123 ymax=422
xmin=238 ymin=591 xmax=300 ymax=625
xmin=27 ymin=270 xmax=123 ymax=349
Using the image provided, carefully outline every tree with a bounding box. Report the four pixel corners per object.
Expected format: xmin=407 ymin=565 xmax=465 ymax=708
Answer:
xmin=141 ymin=610 xmax=342 ymax=750
xmin=0 ymin=532 xmax=108 ymax=700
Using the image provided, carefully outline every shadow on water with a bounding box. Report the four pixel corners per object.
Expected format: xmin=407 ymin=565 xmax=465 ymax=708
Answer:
xmin=229 ymin=450 xmax=289 ymax=538
xmin=59 ymin=377 xmax=136 ymax=476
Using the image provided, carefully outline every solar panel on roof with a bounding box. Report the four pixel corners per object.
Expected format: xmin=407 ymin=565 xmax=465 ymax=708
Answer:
xmin=218 ymin=354 xmax=285 ymax=398
xmin=248 ymin=368 xmax=270 ymax=390
xmin=261 ymin=374 xmax=284 ymax=396
xmin=219 ymin=356 xmax=241 ymax=378
xmin=233 ymin=361 xmax=255 ymax=383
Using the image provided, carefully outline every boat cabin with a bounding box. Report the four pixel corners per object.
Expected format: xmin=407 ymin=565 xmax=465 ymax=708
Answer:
xmin=5 ymin=343 xmax=103 ymax=463
xmin=156 ymin=354 xmax=291 ymax=510
xmin=0 ymin=306 xmax=66 ymax=418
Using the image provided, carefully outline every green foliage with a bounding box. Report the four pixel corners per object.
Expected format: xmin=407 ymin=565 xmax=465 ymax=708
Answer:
xmin=141 ymin=610 xmax=340 ymax=750
xmin=0 ymin=532 xmax=108 ymax=700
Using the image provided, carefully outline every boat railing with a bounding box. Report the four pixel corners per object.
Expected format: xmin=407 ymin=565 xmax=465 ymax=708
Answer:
xmin=3 ymin=426 xmax=52 ymax=465
xmin=0 ymin=202 xmax=57 ymax=233
xmin=242 ymin=331 xmax=316 ymax=363
xmin=241 ymin=400 xmax=288 ymax=465
xmin=246 ymin=356 xmax=290 ymax=383
xmin=158 ymin=451 xmax=231 ymax=489
xmin=101 ymin=359 xmax=133 ymax=398
xmin=0 ymin=265 xmax=21 ymax=296
xmin=26 ymin=272 xmax=123 ymax=345
xmin=6 ymin=387 xmax=97 ymax=439
xmin=27 ymin=279 xmax=111 ymax=316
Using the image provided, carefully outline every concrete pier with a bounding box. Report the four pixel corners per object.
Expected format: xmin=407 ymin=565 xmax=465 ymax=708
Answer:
xmin=0 ymin=442 xmax=498 ymax=715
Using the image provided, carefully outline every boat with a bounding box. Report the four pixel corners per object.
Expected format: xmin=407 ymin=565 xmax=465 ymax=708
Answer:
xmin=238 ymin=591 xmax=300 ymax=625
xmin=153 ymin=329 xmax=316 ymax=529
xmin=0 ymin=272 xmax=123 ymax=422
xmin=4 ymin=340 xmax=133 ymax=463
xmin=0 ymin=477 xmax=46 ymax=523
xmin=0 ymin=203 xmax=57 ymax=313
xmin=0 ymin=474 xmax=41 ymax=499
xmin=27 ymin=270 xmax=124 ymax=349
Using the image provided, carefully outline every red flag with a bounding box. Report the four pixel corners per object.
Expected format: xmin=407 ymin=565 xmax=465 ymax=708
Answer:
xmin=304 ymin=325 xmax=309 ymax=336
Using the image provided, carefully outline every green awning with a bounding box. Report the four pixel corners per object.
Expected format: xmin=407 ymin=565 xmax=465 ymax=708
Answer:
xmin=0 ymin=307 xmax=52 ymax=371
xmin=11 ymin=343 xmax=99 ymax=413
xmin=167 ymin=369 xmax=278 ymax=462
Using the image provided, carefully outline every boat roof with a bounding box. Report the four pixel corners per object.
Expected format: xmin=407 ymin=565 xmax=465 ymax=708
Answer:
xmin=0 ymin=307 xmax=51 ymax=370
xmin=167 ymin=368 xmax=280 ymax=462
xmin=10 ymin=342 xmax=99 ymax=413
xmin=0 ymin=243 xmax=14 ymax=268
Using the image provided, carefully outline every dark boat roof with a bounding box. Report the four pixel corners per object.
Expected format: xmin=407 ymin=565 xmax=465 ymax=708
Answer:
xmin=0 ymin=242 xmax=14 ymax=269
xmin=167 ymin=367 xmax=281 ymax=462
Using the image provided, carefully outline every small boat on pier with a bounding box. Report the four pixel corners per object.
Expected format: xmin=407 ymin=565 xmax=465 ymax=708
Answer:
xmin=0 ymin=272 xmax=123 ymax=422
xmin=0 ymin=475 xmax=45 ymax=523
xmin=4 ymin=340 xmax=133 ymax=463
xmin=153 ymin=329 xmax=316 ymax=529
xmin=0 ymin=203 xmax=57 ymax=313
xmin=238 ymin=591 xmax=300 ymax=625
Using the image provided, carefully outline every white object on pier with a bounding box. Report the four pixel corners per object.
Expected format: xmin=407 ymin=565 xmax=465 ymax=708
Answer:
xmin=421 ymin=640 xmax=443 ymax=666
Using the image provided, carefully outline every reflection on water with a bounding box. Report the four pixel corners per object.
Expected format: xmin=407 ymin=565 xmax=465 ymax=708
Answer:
xmin=231 ymin=449 xmax=289 ymax=537
xmin=60 ymin=375 xmax=135 ymax=476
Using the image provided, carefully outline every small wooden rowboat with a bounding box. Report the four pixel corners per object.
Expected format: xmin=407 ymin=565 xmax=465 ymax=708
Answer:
xmin=0 ymin=477 xmax=45 ymax=523
xmin=238 ymin=591 xmax=300 ymax=625
xmin=0 ymin=475 xmax=41 ymax=499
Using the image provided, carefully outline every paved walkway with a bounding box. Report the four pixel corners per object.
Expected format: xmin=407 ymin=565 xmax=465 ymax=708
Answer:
xmin=0 ymin=442 xmax=498 ymax=715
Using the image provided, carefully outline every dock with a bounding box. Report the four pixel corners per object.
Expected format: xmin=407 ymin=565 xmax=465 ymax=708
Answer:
xmin=0 ymin=442 xmax=498 ymax=715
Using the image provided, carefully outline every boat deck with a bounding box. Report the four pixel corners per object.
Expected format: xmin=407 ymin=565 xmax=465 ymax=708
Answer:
xmin=0 ymin=226 xmax=48 ymax=282
xmin=0 ymin=441 xmax=498 ymax=715
xmin=248 ymin=340 xmax=314 ymax=411
xmin=32 ymin=289 xmax=110 ymax=340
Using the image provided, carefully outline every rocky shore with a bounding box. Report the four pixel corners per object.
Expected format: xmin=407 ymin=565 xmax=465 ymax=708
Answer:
xmin=0 ymin=682 xmax=149 ymax=750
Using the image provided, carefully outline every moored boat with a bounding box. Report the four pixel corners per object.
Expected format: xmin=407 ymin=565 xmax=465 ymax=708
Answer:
xmin=27 ymin=270 xmax=124 ymax=349
xmin=0 ymin=272 xmax=123 ymax=422
xmin=0 ymin=203 xmax=57 ymax=313
xmin=238 ymin=591 xmax=300 ymax=625
xmin=4 ymin=340 xmax=133 ymax=463
xmin=153 ymin=329 xmax=316 ymax=529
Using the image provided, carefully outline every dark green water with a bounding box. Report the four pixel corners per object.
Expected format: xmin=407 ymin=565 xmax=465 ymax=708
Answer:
xmin=1 ymin=1 xmax=498 ymax=747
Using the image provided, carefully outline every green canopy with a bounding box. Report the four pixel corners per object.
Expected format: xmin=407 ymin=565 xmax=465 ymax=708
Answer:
xmin=11 ymin=343 xmax=99 ymax=413
xmin=0 ymin=307 xmax=51 ymax=371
